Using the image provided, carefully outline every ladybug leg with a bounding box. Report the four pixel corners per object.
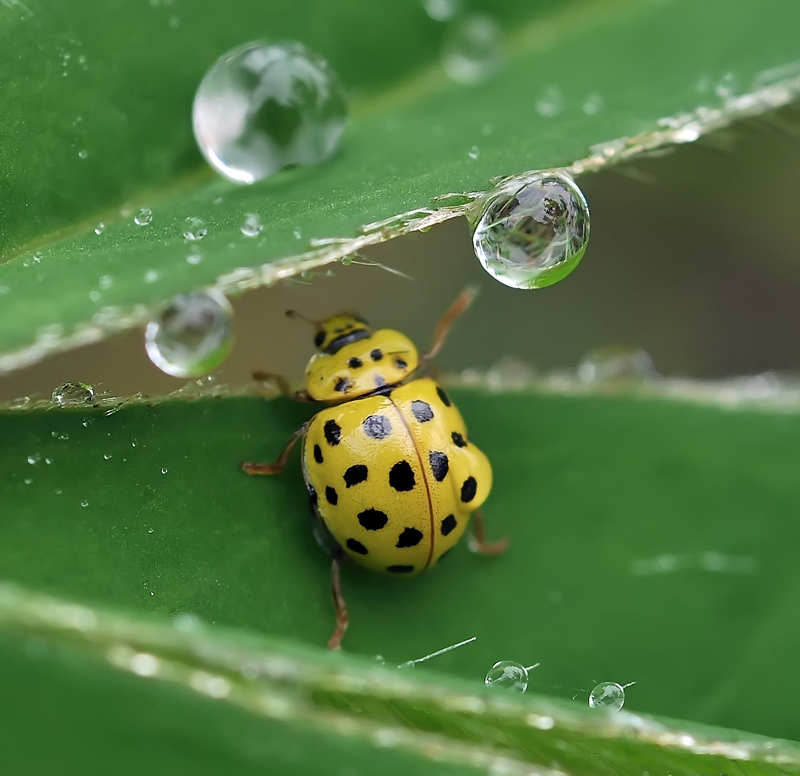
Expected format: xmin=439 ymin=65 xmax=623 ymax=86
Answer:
xmin=241 ymin=424 xmax=308 ymax=476
xmin=252 ymin=370 xmax=313 ymax=403
xmin=468 ymin=508 xmax=509 ymax=555
xmin=327 ymin=557 xmax=350 ymax=650
xmin=419 ymin=285 xmax=479 ymax=366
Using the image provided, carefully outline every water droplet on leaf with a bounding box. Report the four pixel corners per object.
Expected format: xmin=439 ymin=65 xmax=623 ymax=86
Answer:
xmin=94 ymin=222 xmax=106 ymax=235
xmin=134 ymin=207 xmax=153 ymax=226
xmin=535 ymin=85 xmax=563 ymax=117
xmin=468 ymin=145 xmax=480 ymax=159
xmin=442 ymin=14 xmax=502 ymax=85
xmin=471 ymin=173 xmax=590 ymax=289
xmin=577 ymin=346 xmax=657 ymax=383
xmin=78 ymin=149 xmax=88 ymax=160
xmin=588 ymin=681 xmax=626 ymax=711
xmin=484 ymin=660 xmax=529 ymax=692
xmin=582 ymin=92 xmax=604 ymax=115
xmin=183 ymin=216 xmax=208 ymax=241
xmin=186 ymin=252 xmax=203 ymax=265
xmin=52 ymin=382 xmax=95 ymax=406
xmin=193 ymin=40 xmax=348 ymax=184
xmin=240 ymin=213 xmax=263 ymax=237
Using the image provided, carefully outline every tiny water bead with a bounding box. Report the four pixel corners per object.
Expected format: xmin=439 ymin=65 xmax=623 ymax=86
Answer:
xmin=193 ymin=40 xmax=348 ymax=185
xmin=134 ymin=207 xmax=153 ymax=226
xmin=144 ymin=289 xmax=234 ymax=378
xmin=471 ymin=173 xmax=590 ymax=289
xmin=240 ymin=213 xmax=263 ymax=237
xmin=588 ymin=681 xmax=626 ymax=711
xmin=442 ymin=14 xmax=502 ymax=85
xmin=52 ymin=382 xmax=95 ymax=407
xmin=484 ymin=660 xmax=538 ymax=692
xmin=94 ymin=222 xmax=106 ymax=235
xmin=183 ymin=216 xmax=207 ymax=241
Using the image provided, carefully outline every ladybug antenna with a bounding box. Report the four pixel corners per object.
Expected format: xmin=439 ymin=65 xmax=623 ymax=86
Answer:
xmin=285 ymin=309 xmax=320 ymax=328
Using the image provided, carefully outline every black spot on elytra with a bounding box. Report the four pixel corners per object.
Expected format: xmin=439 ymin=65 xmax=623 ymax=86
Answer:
xmin=387 ymin=564 xmax=414 ymax=574
xmin=451 ymin=431 xmax=467 ymax=448
xmin=461 ymin=476 xmax=477 ymax=503
xmin=429 ymin=451 xmax=449 ymax=482
xmin=324 ymin=420 xmax=341 ymax=446
xmin=389 ymin=460 xmax=416 ymax=491
xmin=358 ymin=508 xmax=388 ymax=531
xmin=441 ymin=514 xmax=457 ymax=536
xmin=363 ymin=414 xmax=392 ymax=439
xmin=334 ymin=377 xmax=350 ymax=393
xmin=314 ymin=330 xmax=325 ymax=348
xmin=325 ymin=486 xmax=338 ymax=505
xmin=436 ymin=386 xmax=452 ymax=407
xmin=370 ymin=348 xmax=383 ymax=361
xmin=343 ymin=464 xmax=368 ymax=487
xmin=394 ymin=358 xmax=407 ymax=369
xmin=346 ymin=538 xmax=368 ymax=555
xmin=347 ymin=357 xmax=363 ymax=369
xmin=313 ymin=444 xmax=323 ymax=464
xmin=411 ymin=400 xmax=434 ymax=423
xmin=396 ymin=527 xmax=423 ymax=548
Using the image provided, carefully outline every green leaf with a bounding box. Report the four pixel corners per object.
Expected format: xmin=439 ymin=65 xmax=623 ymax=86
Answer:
xmin=2 ymin=384 xmax=800 ymax=759
xmin=2 ymin=0 xmax=800 ymax=371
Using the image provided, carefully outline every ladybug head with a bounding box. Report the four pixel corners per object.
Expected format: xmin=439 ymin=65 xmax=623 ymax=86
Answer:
xmin=287 ymin=310 xmax=372 ymax=355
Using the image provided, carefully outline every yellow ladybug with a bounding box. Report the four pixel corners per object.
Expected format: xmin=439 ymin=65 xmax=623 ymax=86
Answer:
xmin=242 ymin=287 xmax=507 ymax=649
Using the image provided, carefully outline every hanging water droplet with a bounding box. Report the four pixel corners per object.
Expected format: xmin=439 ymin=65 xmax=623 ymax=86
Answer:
xmin=94 ymin=222 xmax=106 ymax=235
xmin=423 ymin=0 xmax=462 ymax=22
xmin=78 ymin=149 xmax=88 ymax=160
xmin=240 ymin=213 xmax=263 ymax=237
xmin=442 ymin=14 xmax=502 ymax=85
xmin=134 ymin=207 xmax=153 ymax=226
xmin=535 ymin=85 xmax=563 ymax=117
xmin=193 ymin=40 xmax=348 ymax=184
xmin=582 ymin=92 xmax=604 ymax=116
xmin=52 ymin=382 xmax=95 ymax=406
xmin=484 ymin=660 xmax=529 ymax=692
xmin=471 ymin=173 xmax=590 ymax=289
xmin=588 ymin=681 xmax=626 ymax=711
xmin=144 ymin=290 xmax=234 ymax=378
xmin=183 ymin=216 xmax=207 ymax=241
xmin=468 ymin=145 xmax=480 ymax=160
xmin=577 ymin=346 xmax=657 ymax=383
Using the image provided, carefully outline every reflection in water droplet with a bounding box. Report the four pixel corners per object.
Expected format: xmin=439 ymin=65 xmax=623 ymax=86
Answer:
xmin=134 ymin=207 xmax=153 ymax=226
xmin=52 ymin=382 xmax=95 ymax=406
xmin=577 ymin=346 xmax=657 ymax=383
xmin=442 ymin=14 xmax=502 ymax=85
xmin=471 ymin=173 xmax=590 ymax=289
xmin=145 ymin=290 xmax=234 ymax=378
xmin=183 ymin=217 xmax=208 ymax=241
xmin=423 ymin=0 xmax=462 ymax=22
xmin=94 ymin=222 xmax=106 ymax=235
xmin=193 ymin=40 xmax=348 ymax=184
xmin=535 ymin=85 xmax=563 ymax=117
xmin=240 ymin=213 xmax=263 ymax=237
xmin=484 ymin=660 xmax=530 ymax=692
xmin=588 ymin=681 xmax=626 ymax=711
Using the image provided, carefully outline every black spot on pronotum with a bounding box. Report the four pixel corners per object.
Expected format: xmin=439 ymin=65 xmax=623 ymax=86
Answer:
xmin=334 ymin=377 xmax=350 ymax=393
xmin=325 ymin=486 xmax=338 ymax=505
xmin=347 ymin=357 xmax=363 ymax=369
xmin=313 ymin=444 xmax=323 ymax=464
xmin=324 ymin=420 xmax=341 ymax=446
xmin=451 ymin=431 xmax=467 ymax=448
xmin=358 ymin=508 xmax=388 ymax=531
xmin=370 ymin=348 xmax=383 ymax=361
xmin=394 ymin=358 xmax=407 ymax=369
xmin=429 ymin=451 xmax=449 ymax=482
xmin=346 ymin=538 xmax=368 ymax=555
xmin=411 ymin=400 xmax=434 ymax=423
xmin=363 ymin=414 xmax=392 ymax=439
xmin=314 ymin=330 xmax=325 ymax=348
xmin=441 ymin=514 xmax=457 ymax=536
xmin=343 ymin=464 xmax=368 ymax=487
xmin=389 ymin=460 xmax=416 ymax=491
xmin=387 ymin=564 xmax=414 ymax=574
xmin=396 ymin=527 xmax=423 ymax=548
xmin=436 ymin=386 xmax=452 ymax=407
xmin=460 ymin=476 xmax=477 ymax=503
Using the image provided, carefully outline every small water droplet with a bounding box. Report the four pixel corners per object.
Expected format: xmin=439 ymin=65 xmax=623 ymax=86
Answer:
xmin=374 ymin=654 xmax=386 ymax=665
xmin=44 ymin=457 xmax=53 ymax=465
xmin=24 ymin=478 xmax=34 ymax=486
xmin=471 ymin=173 xmax=590 ymax=289
xmin=193 ymin=40 xmax=348 ymax=184
xmin=588 ymin=681 xmax=626 ymax=711
xmin=442 ymin=14 xmax=502 ymax=85
xmin=715 ymin=72 xmax=738 ymax=99
xmin=99 ymin=275 xmax=113 ymax=290
xmin=183 ymin=216 xmax=207 ymax=241
xmin=51 ymin=431 xmax=69 ymax=440
xmin=582 ymin=92 xmax=604 ymax=115
xmin=577 ymin=346 xmax=657 ymax=383
xmin=82 ymin=418 xmax=92 ymax=428
xmin=89 ymin=290 xmax=101 ymax=302
xmin=134 ymin=207 xmax=153 ymax=226
xmin=80 ymin=499 xmax=89 ymax=508
xmin=293 ymin=227 xmax=302 ymax=240
xmin=78 ymin=149 xmax=88 ymax=160
xmin=468 ymin=145 xmax=480 ymax=160
xmin=145 ymin=290 xmax=234 ymax=378
xmin=240 ymin=213 xmax=263 ymax=237
xmin=52 ymin=382 xmax=95 ymax=406
xmin=144 ymin=270 xmax=159 ymax=284
xmin=423 ymin=0 xmax=462 ymax=21
xmin=147 ymin=527 xmax=155 ymax=534
xmin=161 ymin=467 xmax=168 ymax=474
xmin=23 ymin=251 xmax=43 ymax=268
xmin=484 ymin=660 xmax=529 ymax=692
xmin=103 ymin=453 xmax=112 ymax=460
xmin=55 ymin=488 xmax=63 ymax=495
xmin=27 ymin=453 xmax=40 ymax=465
xmin=94 ymin=222 xmax=106 ymax=235
xmin=535 ymin=85 xmax=563 ymax=117
xmin=186 ymin=252 xmax=203 ymax=265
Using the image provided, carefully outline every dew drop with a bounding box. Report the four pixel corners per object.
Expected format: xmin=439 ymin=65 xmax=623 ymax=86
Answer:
xmin=468 ymin=145 xmax=480 ymax=160
xmin=94 ymin=222 xmax=106 ymax=235
xmin=144 ymin=270 xmax=159 ymax=284
xmin=103 ymin=453 xmax=112 ymax=461
xmin=240 ymin=213 xmax=263 ymax=237
xmin=99 ymin=275 xmax=113 ymax=290
xmin=78 ymin=149 xmax=88 ymax=160
xmin=24 ymin=478 xmax=33 ymax=486
xmin=145 ymin=290 xmax=234 ymax=378
xmin=484 ymin=660 xmax=529 ymax=692
xmin=161 ymin=467 xmax=168 ymax=474
xmin=134 ymin=207 xmax=153 ymax=226
xmin=293 ymin=227 xmax=302 ymax=240
xmin=442 ymin=14 xmax=502 ymax=85
xmin=23 ymin=252 xmax=42 ymax=268
xmin=535 ymin=85 xmax=563 ymax=117
xmin=715 ymin=72 xmax=739 ymax=99
xmin=80 ymin=499 xmax=89 ymax=508
xmin=577 ymin=346 xmax=657 ymax=383
xmin=588 ymin=681 xmax=626 ymax=711
xmin=471 ymin=173 xmax=590 ymax=289
xmin=192 ymin=40 xmax=348 ymax=184
xmin=89 ymin=290 xmax=101 ymax=303
xmin=52 ymin=382 xmax=95 ymax=406
xmin=582 ymin=92 xmax=604 ymax=116
xmin=186 ymin=252 xmax=203 ymax=265
xmin=423 ymin=0 xmax=462 ymax=22
xmin=27 ymin=453 xmax=40 ymax=465
xmin=183 ymin=216 xmax=208 ymax=241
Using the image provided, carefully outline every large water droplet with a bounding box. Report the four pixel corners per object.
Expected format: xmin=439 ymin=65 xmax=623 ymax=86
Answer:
xmin=471 ymin=173 xmax=589 ymax=289
xmin=240 ymin=213 xmax=263 ymax=237
xmin=193 ymin=40 xmax=348 ymax=185
xmin=484 ymin=660 xmax=530 ymax=692
xmin=441 ymin=14 xmax=502 ymax=85
xmin=588 ymin=681 xmax=626 ymax=711
xmin=145 ymin=290 xmax=234 ymax=378
xmin=134 ymin=207 xmax=153 ymax=226
xmin=52 ymin=382 xmax=95 ymax=406
xmin=183 ymin=217 xmax=207 ymax=241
